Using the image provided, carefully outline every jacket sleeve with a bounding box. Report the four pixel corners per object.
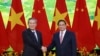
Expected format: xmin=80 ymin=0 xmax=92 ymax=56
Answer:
xmin=22 ymin=31 xmax=41 ymax=51
xmin=71 ymin=32 xmax=77 ymax=56
xmin=39 ymin=32 xmax=43 ymax=47
xmin=47 ymin=34 xmax=56 ymax=52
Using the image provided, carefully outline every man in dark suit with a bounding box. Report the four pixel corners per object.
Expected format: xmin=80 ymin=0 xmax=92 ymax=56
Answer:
xmin=47 ymin=20 xmax=77 ymax=56
xmin=22 ymin=18 xmax=47 ymax=56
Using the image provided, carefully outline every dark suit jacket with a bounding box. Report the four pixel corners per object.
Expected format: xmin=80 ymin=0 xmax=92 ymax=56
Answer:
xmin=22 ymin=29 xmax=43 ymax=56
xmin=47 ymin=30 xmax=77 ymax=56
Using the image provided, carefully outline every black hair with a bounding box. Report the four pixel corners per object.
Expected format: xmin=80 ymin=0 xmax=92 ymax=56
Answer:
xmin=57 ymin=20 xmax=66 ymax=25
xmin=28 ymin=18 xmax=37 ymax=23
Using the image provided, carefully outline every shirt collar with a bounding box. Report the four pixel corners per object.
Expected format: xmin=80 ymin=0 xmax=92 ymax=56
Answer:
xmin=60 ymin=29 xmax=66 ymax=33
xmin=31 ymin=30 xmax=36 ymax=33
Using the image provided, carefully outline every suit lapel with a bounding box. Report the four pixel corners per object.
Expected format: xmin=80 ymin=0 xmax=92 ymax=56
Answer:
xmin=57 ymin=32 xmax=61 ymax=45
xmin=62 ymin=31 xmax=69 ymax=45
xmin=36 ymin=31 xmax=41 ymax=43
xmin=59 ymin=30 xmax=69 ymax=45
xmin=27 ymin=29 xmax=38 ymax=43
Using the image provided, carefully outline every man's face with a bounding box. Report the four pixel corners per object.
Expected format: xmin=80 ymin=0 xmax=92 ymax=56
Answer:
xmin=58 ymin=22 xmax=66 ymax=31
xmin=28 ymin=20 xmax=37 ymax=30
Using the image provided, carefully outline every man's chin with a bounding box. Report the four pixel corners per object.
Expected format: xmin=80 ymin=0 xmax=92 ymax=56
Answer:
xmin=60 ymin=29 xmax=66 ymax=31
xmin=60 ymin=30 xmax=64 ymax=31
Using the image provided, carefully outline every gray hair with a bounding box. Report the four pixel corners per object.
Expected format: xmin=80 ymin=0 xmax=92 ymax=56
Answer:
xmin=28 ymin=18 xmax=37 ymax=23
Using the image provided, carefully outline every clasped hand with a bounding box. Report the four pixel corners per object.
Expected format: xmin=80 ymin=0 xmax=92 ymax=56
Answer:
xmin=41 ymin=46 xmax=47 ymax=52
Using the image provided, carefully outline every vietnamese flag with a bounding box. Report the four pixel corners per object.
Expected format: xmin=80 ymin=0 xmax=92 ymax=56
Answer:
xmin=92 ymin=0 xmax=100 ymax=47
xmin=51 ymin=0 xmax=71 ymax=34
xmin=72 ymin=0 xmax=95 ymax=51
xmin=6 ymin=0 xmax=26 ymax=53
xmin=32 ymin=0 xmax=51 ymax=46
xmin=0 ymin=12 xmax=9 ymax=53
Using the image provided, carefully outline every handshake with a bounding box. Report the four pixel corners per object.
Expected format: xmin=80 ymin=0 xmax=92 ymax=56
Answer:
xmin=41 ymin=46 xmax=47 ymax=52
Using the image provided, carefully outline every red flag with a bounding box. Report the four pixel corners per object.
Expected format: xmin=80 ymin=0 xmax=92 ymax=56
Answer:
xmin=6 ymin=0 xmax=26 ymax=53
xmin=0 ymin=12 xmax=9 ymax=53
xmin=32 ymin=0 xmax=51 ymax=46
xmin=72 ymin=0 xmax=95 ymax=51
xmin=93 ymin=0 xmax=100 ymax=47
xmin=51 ymin=0 xmax=71 ymax=34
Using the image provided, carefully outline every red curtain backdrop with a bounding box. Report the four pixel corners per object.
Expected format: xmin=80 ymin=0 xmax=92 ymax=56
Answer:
xmin=51 ymin=0 xmax=71 ymax=35
xmin=92 ymin=0 xmax=100 ymax=47
xmin=32 ymin=0 xmax=51 ymax=46
xmin=0 ymin=12 xmax=9 ymax=53
xmin=6 ymin=0 xmax=26 ymax=53
xmin=72 ymin=0 xmax=95 ymax=52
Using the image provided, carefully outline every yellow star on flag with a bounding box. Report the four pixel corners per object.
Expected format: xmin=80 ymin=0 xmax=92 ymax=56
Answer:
xmin=53 ymin=8 xmax=67 ymax=29
xmin=94 ymin=7 xmax=100 ymax=30
xmin=9 ymin=8 xmax=24 ymax=30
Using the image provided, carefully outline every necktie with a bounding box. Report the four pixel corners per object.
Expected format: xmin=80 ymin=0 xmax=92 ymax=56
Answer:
xmin=32 ymin=32 xmax=38 ymax=42
xmin=60 ymin=31 xmax=63 ymax=44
